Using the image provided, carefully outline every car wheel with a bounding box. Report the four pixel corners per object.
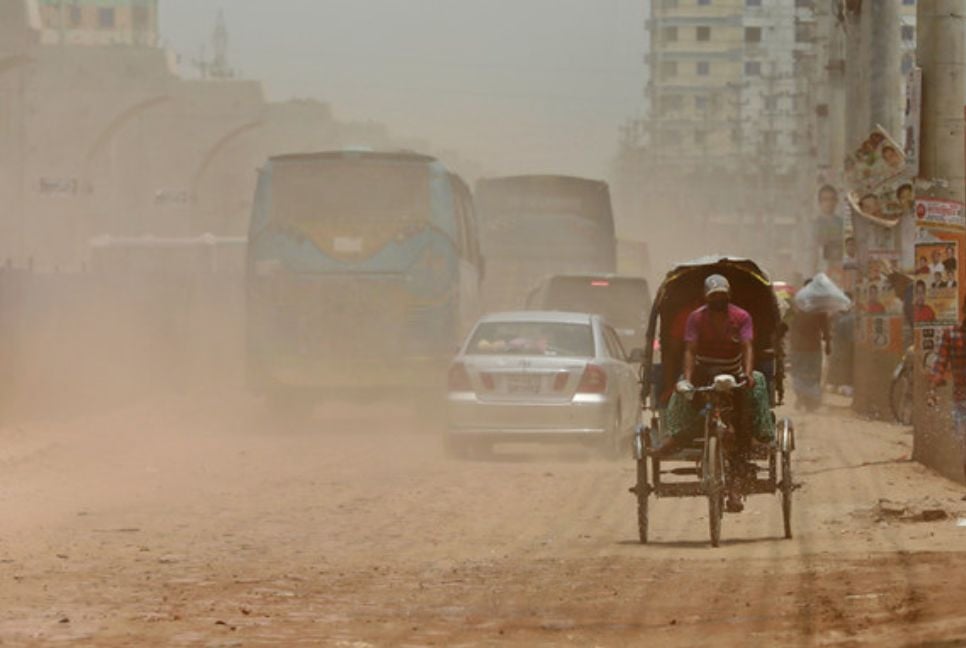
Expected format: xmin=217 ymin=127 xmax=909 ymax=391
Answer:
xmin=599 ymin=409 xmax=625 ymax=461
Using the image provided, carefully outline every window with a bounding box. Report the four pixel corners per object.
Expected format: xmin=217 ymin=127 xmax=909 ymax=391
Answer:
xmin=661 ymin=61 xmax=678 ymax=79
xmin=696 ymin=61 xmax=710 ymax=76
xmin=795 ymin=0 xmax=814 ymax=7
xmin=659 ymin=129 xmax=682 ymax=146
xmin=697 ymin=26 xmax=711 ymax=41
xmin=662 ymin=0 xmax=678 ymax=8
xmin=133 ymin=6 xmax=150 ymax=30
xmin=745 ymin=61 xmax=761 ymax=76
xmin=901 ymin=54 xmax=914 ymax=74
xmin=694 ymin=130 xmax=707 ymax=146
xmin=698 ymin=0 xmax=711 ymax=5
xmin=901 ymin=25 xmax=915 ymax=42
xmin=763 ymin=131 xmax=778 ymax=149
xmin=663 ymin=26 xmax=678 ymax=42
xmin=745 ymin=27 xmax=762 ymax=43
xmin=69 ymin=6 xmax=82 ymax=27
xmin=98 ymin=7 xmax=115 ymax=29
xmin=603 ymin=327 xmax=626 ymax=361
xmin=695 ymin=96 xmax=709 ymax=111
xmin=796 ymin=23 xmax=814 ymax=43
xmin=747 ymin=0 xmax=762 ymax=6
xmin=902 ymin=0 xmax=915 ymax=5
xmin=764 ymin=96 xmax=778 ymax=111
xmin=660 ymin=94 xmax=684 ymax=112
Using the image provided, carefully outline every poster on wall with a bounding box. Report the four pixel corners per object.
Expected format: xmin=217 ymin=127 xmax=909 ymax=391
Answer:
xmin=914 ymin=199 xmax=966 ymax=356
xmin=845 ymin=126 xmax=907 ymax=195
xmin=913 ymin=240 xmax=959 ymax=324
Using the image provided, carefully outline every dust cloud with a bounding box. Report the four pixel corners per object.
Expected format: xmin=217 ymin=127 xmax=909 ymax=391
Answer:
xmin=0 ymin=2 xmax=964 ymax=647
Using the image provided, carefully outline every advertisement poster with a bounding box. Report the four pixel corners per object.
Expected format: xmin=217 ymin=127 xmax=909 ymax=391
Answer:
xmin=845 ymin=126 xmax=907 ymax=195
xmin=914 ymin=199 xmax=966 ymax=355
xmin=913 ymin=241 xmax=959 ymax=324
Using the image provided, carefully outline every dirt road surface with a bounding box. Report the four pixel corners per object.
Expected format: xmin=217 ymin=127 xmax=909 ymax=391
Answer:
xmin=0 ymin=395 xmax=965 ymax=647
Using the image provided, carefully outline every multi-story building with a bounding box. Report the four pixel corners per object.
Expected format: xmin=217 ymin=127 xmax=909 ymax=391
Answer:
xmin=645 ymin=0 xmax=744 ymax=172
xmin=36 ymin=0 xmax=158 ymax=47
xmin=645 ymin=0 xmax=814 ymax=177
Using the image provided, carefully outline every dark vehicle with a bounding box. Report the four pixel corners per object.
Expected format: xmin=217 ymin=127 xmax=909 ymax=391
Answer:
xmin=629 ymin=257 xmax=796 ymax=547
xmin=476 ymin=175 xmax=617 ymax=312
xmin=525 ymin=274 xmax=652 ymax=349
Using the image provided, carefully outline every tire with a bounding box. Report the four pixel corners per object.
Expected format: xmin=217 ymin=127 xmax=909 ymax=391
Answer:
xmin=636 ymin=458 xmax=649 ymax=544
xmin=781 ymin=449 xmax=793 ymax=539
xmin=706 ymin=435 xmax=724 ymax=548
xmin=599 ymin=410 xmax=625 ymax=460
xmin=889 ymin=369 xmax=913 ymax=426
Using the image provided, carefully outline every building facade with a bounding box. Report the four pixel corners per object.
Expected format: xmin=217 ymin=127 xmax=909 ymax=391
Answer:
xmin=37 ymin=0 xmax=158 ymax=47
xmin=645 ymin=0 xmax=815 ymax=176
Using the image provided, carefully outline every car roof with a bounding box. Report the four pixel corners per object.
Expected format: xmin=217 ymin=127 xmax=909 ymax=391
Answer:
xmin=478 ymin=311 xmax=598 ymax=325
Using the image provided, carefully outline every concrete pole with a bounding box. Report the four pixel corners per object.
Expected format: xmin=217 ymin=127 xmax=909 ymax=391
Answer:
xmin=918 ymin=0 xmax=966 ymax=201
xmin=914 ymin=0 xmax=966 ymax=483
xmin=844 ymin=0 xmax=902 ymax=419
xmin=868 ymin=1 xmax=902 ymax=135
xmin=844 ymin=6 xmax=870 ymax=150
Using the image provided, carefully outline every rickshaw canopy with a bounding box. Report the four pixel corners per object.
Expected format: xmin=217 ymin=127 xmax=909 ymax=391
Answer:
xmin=643 ymin=256 xmax=785 ymax=407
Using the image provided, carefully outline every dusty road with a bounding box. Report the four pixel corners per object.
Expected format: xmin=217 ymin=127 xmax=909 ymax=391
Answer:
xmin=0 ymin=395 xmax=965 ymax=647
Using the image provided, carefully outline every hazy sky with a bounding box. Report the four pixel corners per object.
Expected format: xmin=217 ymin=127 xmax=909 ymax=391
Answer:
xmin=159 ymin=1 xmax=646 ymax=180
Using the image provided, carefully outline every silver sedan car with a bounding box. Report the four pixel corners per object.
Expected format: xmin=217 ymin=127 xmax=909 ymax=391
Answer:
xmin=445 ymin=311 xmax=642 ymax=458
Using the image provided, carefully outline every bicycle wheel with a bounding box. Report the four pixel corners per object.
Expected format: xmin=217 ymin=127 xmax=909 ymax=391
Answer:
xmin=706 ymin=435 xmax=724 ymax=548
xmin=889 ymin=369 xmax=913 ymax=426
xmin=636 ymin=457 xmax=649 ymax=544
xmin=781 ymin=449 xmax=793 ymax=539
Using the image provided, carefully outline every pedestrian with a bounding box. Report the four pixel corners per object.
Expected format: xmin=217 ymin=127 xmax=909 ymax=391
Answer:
xmin=827 ymin=292 xmax=854 ymax=396
xmin=930 ymin=310 xmax=966 ymax=499
xmin=788 ymin=279 xmax=832 ymax=411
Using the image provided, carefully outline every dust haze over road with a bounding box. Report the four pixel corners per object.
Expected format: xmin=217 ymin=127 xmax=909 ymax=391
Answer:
xmin=0 ymin=394 xmax=965 ymax=646
xmin=3 ymin=1 xmax=966 ymax=646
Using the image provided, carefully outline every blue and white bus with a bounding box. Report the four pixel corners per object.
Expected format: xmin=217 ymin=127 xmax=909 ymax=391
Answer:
xmin=246 ymin=151 xmax=483 ymax=401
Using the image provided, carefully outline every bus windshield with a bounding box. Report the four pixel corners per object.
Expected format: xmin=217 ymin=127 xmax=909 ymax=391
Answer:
xmin=271 ymin=158 xmax=432 ymax=231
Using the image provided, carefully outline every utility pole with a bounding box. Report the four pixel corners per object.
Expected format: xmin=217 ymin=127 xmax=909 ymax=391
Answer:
xmin=917 ymin=1 xmax=966 ymax=202
xmin=914 ymin=0 xmax=966 ymax=482
xmin=845 ymin=0 xmax=902 ymax=419
xmin=869 ymin=0 xmax=901 ymax=135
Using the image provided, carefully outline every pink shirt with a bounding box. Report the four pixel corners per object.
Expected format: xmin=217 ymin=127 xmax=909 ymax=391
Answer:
xmin=684 ymin=304 xmax=754 ymax=360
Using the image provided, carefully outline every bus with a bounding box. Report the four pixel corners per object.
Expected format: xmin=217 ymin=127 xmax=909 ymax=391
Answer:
xmin=246 ymin=151 xmax=484 ymax=403
xmin=475 ymin=175 xmax=617 ymax=312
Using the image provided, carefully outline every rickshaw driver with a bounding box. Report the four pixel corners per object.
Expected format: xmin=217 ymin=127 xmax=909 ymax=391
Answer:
xmin=652 ymin=274 xmax=772 ymax=513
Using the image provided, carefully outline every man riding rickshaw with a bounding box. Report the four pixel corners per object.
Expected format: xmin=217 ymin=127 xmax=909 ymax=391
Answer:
xmin=630 ymin=257 xmax=795 ymax=547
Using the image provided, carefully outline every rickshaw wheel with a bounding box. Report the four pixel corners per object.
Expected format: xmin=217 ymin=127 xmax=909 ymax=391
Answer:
xmin=781 ymin=449 xmax=793 ymax=539
xmin=706 ymin=436 xmax=724 ymax=548
xmin=635 ymin=457 xmax=649 ymax=544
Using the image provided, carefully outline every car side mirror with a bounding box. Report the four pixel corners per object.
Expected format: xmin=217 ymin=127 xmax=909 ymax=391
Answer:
xmin=628 ymin=347 xmax=646 ymax=364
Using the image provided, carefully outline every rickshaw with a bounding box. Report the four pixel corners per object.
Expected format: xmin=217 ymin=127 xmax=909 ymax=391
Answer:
xmin=629 ymin=257 xmax=796 ymax=547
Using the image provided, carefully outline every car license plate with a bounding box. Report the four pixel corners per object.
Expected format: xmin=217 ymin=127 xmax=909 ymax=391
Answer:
xmin=506 ymin=375 xmax=541 ymax=394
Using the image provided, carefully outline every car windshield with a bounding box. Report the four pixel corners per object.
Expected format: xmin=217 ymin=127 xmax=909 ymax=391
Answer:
xmin=466 ymin=321 xmax=594 ymax=357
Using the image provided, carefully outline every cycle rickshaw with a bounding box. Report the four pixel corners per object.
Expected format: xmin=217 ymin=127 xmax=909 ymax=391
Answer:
xmin=629 ymin=257 xmax=796 ymax=547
